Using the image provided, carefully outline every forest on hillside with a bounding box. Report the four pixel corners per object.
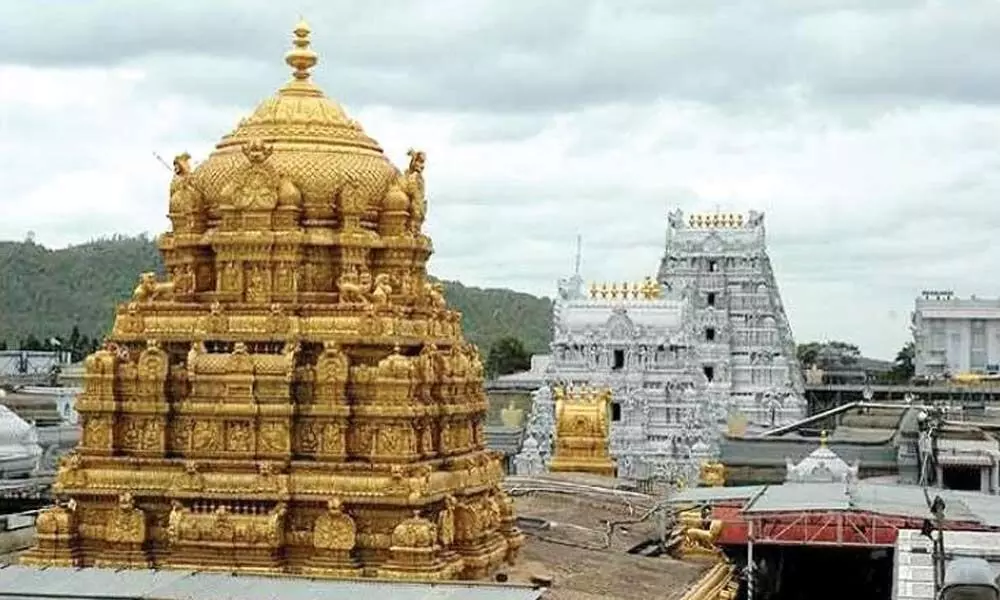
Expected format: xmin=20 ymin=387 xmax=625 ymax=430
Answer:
xmin=0 ymin=236 xmax=553 ymax=360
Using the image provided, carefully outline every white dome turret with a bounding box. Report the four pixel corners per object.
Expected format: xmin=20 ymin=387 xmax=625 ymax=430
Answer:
xmin=0 ymin=405 xmax=44 ymax=477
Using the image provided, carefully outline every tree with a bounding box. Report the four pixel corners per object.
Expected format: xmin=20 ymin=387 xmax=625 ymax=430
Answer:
xmin=796 ymin=340 xmax=861 ymax=368
xmin=796 ymin=342 xmax=824 ymax=366
xmin=890 ymin=341 xmax=915 ymax=382
xmin=486 ymin=336 xmax=532 ymax=379
xmin=19 ymin=334 xmax=42 ymax=351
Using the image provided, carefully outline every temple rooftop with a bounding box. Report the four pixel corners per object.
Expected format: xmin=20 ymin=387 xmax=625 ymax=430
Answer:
xmin=0 ymin=472 xmax=713 ymax=600
xmin=0 ymin=565 xmax=545 ymax=600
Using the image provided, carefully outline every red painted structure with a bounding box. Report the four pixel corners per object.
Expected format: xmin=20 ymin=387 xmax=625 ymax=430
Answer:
xmin=708 ymin=503 xmax=989 ymax=548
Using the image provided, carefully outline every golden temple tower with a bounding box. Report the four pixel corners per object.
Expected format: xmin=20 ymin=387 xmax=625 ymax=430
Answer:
xmin=548 ymin=386 xmax=616 ymax=477
xmin=21 ymin=21 xmax=522 ymax=581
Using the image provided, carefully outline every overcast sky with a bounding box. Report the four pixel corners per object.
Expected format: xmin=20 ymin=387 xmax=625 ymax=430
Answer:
xmin=3 ymin=0 xmax=1000 ymax=359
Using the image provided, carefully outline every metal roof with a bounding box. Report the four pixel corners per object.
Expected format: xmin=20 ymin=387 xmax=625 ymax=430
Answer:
xmin=668 ymin=481 xmax=1000 ymax=527
xmin=668 ymin=486 xmax=765 ymax=505
xmin=0 ymin=565 xmax=546 ymax=600
xmin=944 ymin=490 xmax=1000 ymax=528
xmin=743 ymin=483 xmax=852 ymax=513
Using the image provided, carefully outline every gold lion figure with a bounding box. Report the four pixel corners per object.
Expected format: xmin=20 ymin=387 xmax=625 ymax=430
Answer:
xmin=424 ymin=282 xmax=446 ymax=310
xmin=683 ymin=519 xmax=723 ymax=551
xmin=371 ymin=273 xmax=393 ymax=307
xmin=337 ymin=269 xmax=368 ymax=304
xmin=132 ymin=272 xmax=175 ymax=302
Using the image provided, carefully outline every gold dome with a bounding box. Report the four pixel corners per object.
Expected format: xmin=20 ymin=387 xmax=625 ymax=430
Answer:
xmin=23 ymin=20 xmax=523 ymax=583
xmin=192 ymin=19 xmax=400 ymax=226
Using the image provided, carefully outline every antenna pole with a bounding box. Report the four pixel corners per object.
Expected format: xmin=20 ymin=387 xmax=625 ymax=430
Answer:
xmin=574 ymin=235 xmax=582 ymax=277
xmin=152 ymin=152 xmax=173 ymax=172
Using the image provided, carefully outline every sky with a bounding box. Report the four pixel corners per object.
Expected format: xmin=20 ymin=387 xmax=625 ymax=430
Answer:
xmin=3 ymin=0 xmax=1000 ymax=360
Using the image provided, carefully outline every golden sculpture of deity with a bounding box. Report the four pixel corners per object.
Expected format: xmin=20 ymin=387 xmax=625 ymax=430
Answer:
xmin=21 ymin=20 xmax=522 ymax=582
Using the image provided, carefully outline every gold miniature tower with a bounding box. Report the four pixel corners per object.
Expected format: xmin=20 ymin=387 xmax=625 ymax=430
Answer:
xmin=548 ymin=386 xmax=616 ymax=477
xmin=21 ymin=21 xmax=523 ymax=581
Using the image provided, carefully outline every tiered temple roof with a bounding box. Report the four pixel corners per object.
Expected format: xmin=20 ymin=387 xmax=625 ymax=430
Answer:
xmin=20 ymin=21 xmax=521 ymax=581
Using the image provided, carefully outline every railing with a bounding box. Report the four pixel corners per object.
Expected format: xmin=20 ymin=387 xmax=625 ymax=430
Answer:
xmin=0 ymin=510 xmax=40 ymax=532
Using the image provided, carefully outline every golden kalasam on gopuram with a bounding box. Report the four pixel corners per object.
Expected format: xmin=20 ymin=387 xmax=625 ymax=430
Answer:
xmin=21 ymin=20 xmax=523 ymax=581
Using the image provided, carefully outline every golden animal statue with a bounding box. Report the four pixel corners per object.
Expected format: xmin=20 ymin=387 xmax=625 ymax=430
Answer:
xmin=670 ymin=507 xmax=724 ymax=561
xmin=131 ymin=272 xmax=175 ymax=302
xmin=172 ymin=153 xmax=192 ymax=177
xmin=548 ymin=386 xmax=616 ymax=477
xmin=21 ymin=20 xmax=522 ymax=582
xmin=699 ymin=461 xmax=725 ymax=487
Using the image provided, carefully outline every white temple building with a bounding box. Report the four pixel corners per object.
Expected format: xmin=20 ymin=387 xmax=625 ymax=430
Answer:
xmin=514 ymin=210 xmax=807 ymax=484
xmin=0 ymin=400 xmax=43 ymax=479
xmin=516 ymin=269 xmax=717 ymax=482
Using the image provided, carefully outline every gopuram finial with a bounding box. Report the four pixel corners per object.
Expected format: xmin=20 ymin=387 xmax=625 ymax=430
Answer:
xmin=285 ymin=19 xmax=318 ymax=81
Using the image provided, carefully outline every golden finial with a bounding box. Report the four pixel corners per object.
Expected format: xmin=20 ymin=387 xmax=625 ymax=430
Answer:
xmin=820 ymin=430 xmax=828 ymax=447
xmin=285 ymin=19 xmax=318 ymax=81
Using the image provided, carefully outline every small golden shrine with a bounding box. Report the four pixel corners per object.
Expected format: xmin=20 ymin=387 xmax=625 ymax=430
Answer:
xmin=698 ymin=461 xmax=725 ymax=488
xmin=21 ymin=21 xmax=523 ymax=581
xmin=548 ymin=386 xmax=615 ymax=477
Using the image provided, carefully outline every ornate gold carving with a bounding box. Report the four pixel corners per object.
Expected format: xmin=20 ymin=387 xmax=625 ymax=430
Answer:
xmin=312 ymin=498 xmax=356 ymax=551
xmin=20 ymin=499 xmax=81 ymax=567
xmin=549 ymin=385 xmax=616 ymax=477
xmin=96 ymin=493 xmax=150 ymax=568
xmin=24 ymin=20 xmax=518 ymax=583
xmin=336 ymin=267 xmax=367 ymax=304
xmin=671 ymin=507 xmax=724 ymax=561
xmin=588 ymin=276 xmax=661 ymax=300
xmin=699 ymin=461 xmax=726 ymax=488
xmin=687 ymin=212 xmax=745 ymax=229
xmin=132 ymin=272 xmax=175 ymax=302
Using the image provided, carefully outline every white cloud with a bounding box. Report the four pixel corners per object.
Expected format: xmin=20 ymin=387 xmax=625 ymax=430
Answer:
xmin=4 ymin=1 xmax=1000 ymax=360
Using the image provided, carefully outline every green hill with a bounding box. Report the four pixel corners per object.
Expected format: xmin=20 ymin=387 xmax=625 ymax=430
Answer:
xmin=0 ymin=236 xmax=552 ymax=357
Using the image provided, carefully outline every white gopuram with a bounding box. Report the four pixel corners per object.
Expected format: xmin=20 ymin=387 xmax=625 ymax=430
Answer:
xmin=657 ymin=210 xmax=806 ymax=430
xmin=514 ymin=210 xmax=806 ymax=483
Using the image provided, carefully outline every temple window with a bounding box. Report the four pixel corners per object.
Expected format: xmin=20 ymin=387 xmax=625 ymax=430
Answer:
xmin=703 ymin=365 xmax=715 ymax=382
xmin=707 ymin=292 xmax=717 ymax=307
xmin=708 ymin=260 xmax=718 ymax=272
xmin=612 ymin=349 xmax=625 ymax=371
xmin=705 ymin=327 xmax=716 ymax=342
xmin=611 ymin=403 xmax=622 ymax=422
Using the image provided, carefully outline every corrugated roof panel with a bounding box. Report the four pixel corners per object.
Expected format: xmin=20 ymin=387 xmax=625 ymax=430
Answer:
xmin=851 ymin=484 xmax=937 ymax=520
xmin=743 ymin=483 xmax=852 ymax=513
xmin=943 ymin=490 xmax=1000 ymax=528
xmin=668 ymin=485 xmax=766 ymax=505
xmin=0 ymin=566 xmax=545 ymax=600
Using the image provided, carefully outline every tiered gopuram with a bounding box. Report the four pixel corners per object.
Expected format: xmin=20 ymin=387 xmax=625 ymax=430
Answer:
xmin=21 ymin=21 xmax=522 ymax=580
